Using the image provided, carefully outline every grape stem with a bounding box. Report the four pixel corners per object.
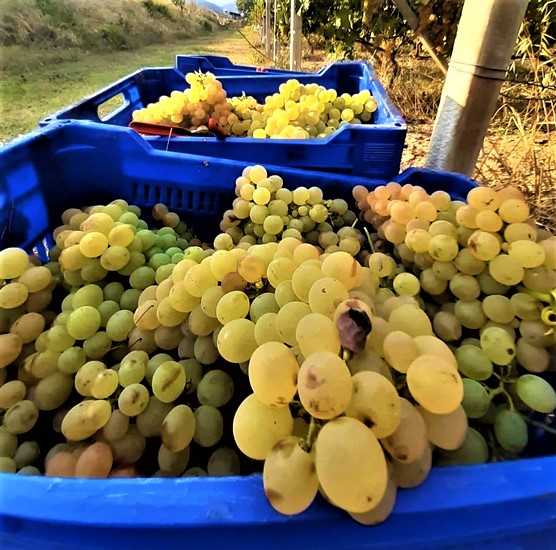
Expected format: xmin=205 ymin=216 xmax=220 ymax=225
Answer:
xmin=303 ymin=415 xmax=320 ymax=452
xmin=524 ymin=416 xmax=556 ymax=436
xmin=488 ymin=384 xmax=515 ymax=411
xmin=362 ymin=226 xmax=376 ymax=254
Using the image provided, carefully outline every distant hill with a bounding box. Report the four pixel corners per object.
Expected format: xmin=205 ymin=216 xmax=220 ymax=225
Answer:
xmin=221 ymin=3 xmax=239 ymax=13
xmin=194 ymin=0 xmax=225 ymax=14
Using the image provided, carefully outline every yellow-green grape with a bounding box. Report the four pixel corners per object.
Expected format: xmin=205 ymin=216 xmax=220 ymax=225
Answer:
xmin=295 ymin=312 xmax=341 ymax=357
xmin=0 ymin=380 xmax=26 ymax=410
xmin=3 ymin=400 xmax=39 ymax=435
xmin=118 ymin=383 xmax=150 ymax=417
xmin=233 ymin=393 xmax=293 ymax=460
xmin=392 ymin=272 xmax=420 ymax=296
xmin=291 ymin=263 xmax=323 ymax=303
xmin=381 ymin=398 xmax=428 ymax=464
xmin=461 ymin=378 xmax=491 ymax=418
xmin=181 ymin=358 xmax=203 ymax=395
xmin=321 ymin=251 xmax=361 ymax=290
xmin=388 ymin=304 xmax=433 ymax=337
xmin=449 ymin=273 xmax=481 ymax=301
xmin=13 ymin=440 xmax=41 ymax=470
xmin=158 ymin=444 xmax=190 ymax=476
xmin=58 ymin=346 xmax=87 ymax=374
xmin=507 ymin=240 xmax=546 ymax=269
xmin=454 ymin=248 xmax=486 ymax=276
xmin=0 ymin=457 xmax=16 ymax=473
xmin=274 ymin=280 xmax=299 ymax=307
xmin=238 ymin=255 xmax=266 ymax=283
xmin=110 ymin=425 xmax=146 ymax=465
xmin=216 ymin=290 xmax=250 ymax=324
xmin=80 ymin=231 xmax=109 ymax=258
xmin=498 ymin=198 xmax=529 ymax=223
xmin=254 ymin=312 xmax=281 ymax=345
xmin=248 ymin=342 xmax=299 ymax=407
xmin=249 ymin=293 xmax=279 ymax=323
xmin=427 ymin=235 xmax=458 ymax=262
xmin=209 ymin=251 xmax=238 ymax=281
xmin=152 ymin=361 xmax=186 ymax=403
xmin=161 ymin=405 xmax=196 ymax=452
xmin=349 ymin=463 xmax=397 ymax=525
xmin=455 ymin=345 xmax=493 ymax=381
xmin=66 ymin=306 xmax=102 ymax=340
xmin=91 ymin=369 xmax=119 ymax=399
xmin=193 ymin=335 xmax=219 ymax=365
xmin=61 ymin=399 xmax=111 ymax=441
xmin=266 ymin=257 xmax=297 ymax=288
xmin=315 ymin=416 xmax=387 ymax=514
xmin=391 ymin=442 xmax=432 ymax=489
xmin=275 ymin=301 xmax=311 ymax=346
xmin=417 ymin=405 xmax=468 ymax=450
xmin=216 ymin=318 xmax=257 ymax=363
xmin=488 ymin=254 xmax=524 ymax=286
xmin=345 ymin=371 xmax=401 ymax=439
xmin=437 ymin=427 xmax=489 ymax=465
xmin=480 ymin=326 xmax=516 ymax=365
xmin=44 ymin=325 xmax=75 ymax=352
xmin=298 ymin=351 xmax=352 ymax=420
xmin=516 ymin=374 xmax=556 ymax=413
xmin=193 ymin=405 xmax=223 ymax=448
xmin=307 ymin=277 xmax=350 ymax=319
xmin=169 ymin=282 xmax=200 ymax=313
xmin=467 ymin=231 xmax=501 ymax=261
xmin=73 ymin=284 xmax=103 ymax=308
xmin=516 ymin=338 xmax=550 ymax=373
xmin=406 ymin=355 xmax=463 ymax=414
xmin=197 ymin=370 xmax=234 ymax=408
xmin=75 ymin=361 xmax=106 ymax=397
xmin=9 ymin=312 xmax=45 ymax=344
xmin=207 ymin=447 xmax=241 ymax=477
xmin=200 ymin=285 xmax=224 ymax=318
xmin=263 ymin=436 xmax=318 ymax=515
xmin=481 ymin=295 xmax=515 ymax=324
xmin=102 ymin=409 xmax=130 ymax=442
xmin=183 ymin=264 xmax=217 ymax=297
xmin=413 ymin=335 xmax=458 ymax=369
xmin=32 ymin=372 xmax=73 ymax=411
xmin=382 ymin=331 xmax=419 ymax=373
xmin=0 ymin=428 xmax=18 ymax=457
xmin=136 ymin=397 xmax=172 ymax=438
xmin=118 ymin=351 xmax=148 ymax=387
xmin=186 ymin=305 xmax=219 ymax=336
xmin=494 ymin=408 xmax=528 ymax=453
xmin=83 ymin=331 xmax=112 ymax=359
xmin=0 ymin=282 xmax=28 ymax=309
xmin=105 ymin=310 xmax=134 ymax=341
xmin=0 ymin=248 xmax=30 ymax=279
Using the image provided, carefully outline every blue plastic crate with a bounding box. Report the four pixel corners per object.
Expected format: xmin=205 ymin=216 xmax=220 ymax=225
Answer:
xmin=38 ymin=61 xmax=407 ymax=179
xmin=5 ymin=123 xmax=554 ymax=549
xmin=175 ymin=54 xmax=308 ymax=76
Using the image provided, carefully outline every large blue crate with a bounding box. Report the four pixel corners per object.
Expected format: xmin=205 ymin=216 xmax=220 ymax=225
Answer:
xmin=3 ymin=123 xmax=554 ymax=549
xmin=38 ymin=60 xmax=407 ymax=179
xmin=174 ymin=54 xmax=308 ymax=76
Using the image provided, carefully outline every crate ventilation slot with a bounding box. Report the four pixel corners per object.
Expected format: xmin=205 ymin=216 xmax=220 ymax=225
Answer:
xmin=132 ymin=182 xmax=219 ymax=212
xmin=363 ymin=143 xmax=394 ymax=162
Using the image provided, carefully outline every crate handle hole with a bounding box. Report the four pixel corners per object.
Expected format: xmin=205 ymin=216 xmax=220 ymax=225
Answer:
xmin=97 ymin=93 xmax=127 ymax=121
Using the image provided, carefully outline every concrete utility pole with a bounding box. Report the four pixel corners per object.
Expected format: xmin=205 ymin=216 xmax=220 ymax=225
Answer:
xmin=427 ymin=0 xmax=529 ymax=176
xmin=265 ymin=0 xmax=272 ymax=58
xmin=289 ymin=0 xmax=302 ymax=71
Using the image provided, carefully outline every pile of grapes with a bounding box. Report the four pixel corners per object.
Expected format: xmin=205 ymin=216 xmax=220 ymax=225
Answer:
xmin=131 ymin=71 xmax=378 ymax=140
xmin=0 ymin=164 xmax=555 ymax=526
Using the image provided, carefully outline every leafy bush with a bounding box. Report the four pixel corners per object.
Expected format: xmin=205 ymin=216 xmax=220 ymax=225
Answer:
xmin=142 ymin=0 xmax=174 ymax=21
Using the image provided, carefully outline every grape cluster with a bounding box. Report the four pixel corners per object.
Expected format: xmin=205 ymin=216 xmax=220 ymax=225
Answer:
xmin=131 ymin=71 xmax=379 ymax=140
xmin=355 ymin=181 xmax=556 ymax=458
xmin=132 ymin=71 xmax=232 ymax=129
xmin=219 ymin=164 xmax=361 ymax=250
xmin=0 ymin=163 xmax=555 ymax=528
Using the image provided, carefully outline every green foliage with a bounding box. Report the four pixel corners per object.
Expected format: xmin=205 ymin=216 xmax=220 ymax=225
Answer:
xmin=100 ymin=23 xmax=130 ymax=50
xmin=142 ymin=0 xmax=174 ymax=21
xmin=172 ymin=0 xmax=186 ymax=14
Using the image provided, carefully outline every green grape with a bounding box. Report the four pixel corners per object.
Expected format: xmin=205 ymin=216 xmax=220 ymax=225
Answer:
xmin=480 ymin=327 xmax=516 ymax=365
xmin=0 ymin=380 xmax=26 ymax=410
xmin=33 ymin=371 xmax=73 ymax=411
xmin=66 ymin=306 xmax=102 ymax=340
xmin=291 ymin=263 xmax=323 ymax=303
xmin=193 ymin=405 xmax=224 ymax=448
xmin=248 ymin=342 xmax=299 ymax=407
xmin=152 ymin=361 xmax=186 ymax=403
xmin=266 ymin=257 xmax=297 ymax=288
xmin=0 ymin=457 xmax=16 ymax=473
xmin=83 ymin=331 xmax=112 ymax=359
xmin=118 ymin=383 xmax=150 ymax=417
xmin=161 ymin=405 xmax=195 ymax=452
xmin=101 ymin=410 xmax=129 ymax=442
xmin=207 ymin=447 xmax=241 ymax=477
xmin=13 ymin=440 xmax=40 ymax=470
xmin=73 ymin=284 xmax=104 ymax=309
xmin=511 ymin=292 xmax=543 ymax=320
xmin=494 ymin=409 xmax=528 ymax=453
xmin=119 ymin=351 xmax=148 ymax=387
xmin=389 ymin=304 xmax=433 ymax=337
xmin=0 ymin=248 xmax=31 ymax=279
xmin=157 ymin=444 xmax=190 ymax=476
xmin=98 ymin=300 xmax=120 ymax=327
xmin=315 ymin=416 xmax=387 ymax=514
xmin=43 ymin=325 xmax=75 ymax=352
xmin=216 ymin=318 xmax=257 ymax=363
xmin=454 ymin=299 xmax=487 ymax=330
xmin=200 ymin=285 xmax=224 ymax=318
xmin=392 ymin=272 xmax=420 ymax=296
xmin=249 ymin=293 xmax=279 ymax=323
xmin=455 ymin=345 xmax=493 ymax=381
xmin=516 ymin=374 xmax=556 ymax=413
xmin=109 ymin=425 xmax=146 ymax=465
xmin=3 ymin=400 xmax=39 ymax=435
xmin=120 ymin=289 xmax=141 ymax=311
xmin=274 ymin=280 xmax=298 ymax=307
xmin=295 ymin=312 xmax=341 ymax=357
xmin=0 ymin=428 xmax=18 ymax=457
xmin=481 ymin=295 xmax=515 ymax=324
xmin=136 ymin=397 xmax=172 ymax=438
xmin=254 ymin=312 xmax=281 ymax=345
xmin=436 ymin=427 xmax=489 ymax=465
xmin=24 ymin=349 xmax=60 ymax=379
xmin=461 ymin=378 xmax=491 ymax=418
xmin=193 ymin=335 xmax=219 ymax=365
xmin=180 ymin=358 xmax=203 ymax=395
xmin=197 ymin=370 xmax=234 ymax=408
xmin=233 ymin=394 xmax=293 ymax=460
xmin=516 ymin=338 xmax=550 ymax=373
xmin=75 ymin=361 xmax=106 ymax=397
xmin=0 ymin=282 xmax=29 ymax=309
